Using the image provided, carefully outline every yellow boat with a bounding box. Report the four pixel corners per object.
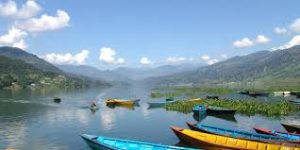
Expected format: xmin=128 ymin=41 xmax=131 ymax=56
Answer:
xmin=105 ymin=99 xmax=139 ymax=106
xmin=171 ymin=127 xmax=300 ymax=150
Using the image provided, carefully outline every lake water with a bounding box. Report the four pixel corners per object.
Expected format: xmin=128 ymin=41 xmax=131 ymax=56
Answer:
xmin=0 ymin=84 xmax=299 ymax=150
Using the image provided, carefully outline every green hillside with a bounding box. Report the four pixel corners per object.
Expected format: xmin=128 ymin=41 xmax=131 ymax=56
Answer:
xmin=0 ymin=56 xmax=87 ymax=89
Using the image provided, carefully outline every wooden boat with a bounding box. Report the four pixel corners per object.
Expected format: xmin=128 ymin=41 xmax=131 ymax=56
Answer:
xmin=193 ymin=104 xmax=236 ymax=115
xmin=171 ymin=127 xmax=300 ymax=150
xmin=53 ymin=97 xmax=61 ymax=103
xmin=186 ymin=122 xmax=288 ymax=142
xmin=282 ymin=123 xmax=300 ymax=133
xmin=81 ymin=134 xmax=198 ymax=150
xmin=248 ymin=92 xmax=269 ymax=97
xmin=254 ymin=127 xmax=300 ymax=141
xmin=288 ymin=100 xmax=300 ymax=104
xmin=148 ymin=100 xmax=176 ymax=108
xmin=105 ymin=99 xmax=139 ymax=106
xmin=192 ymin=105 xmax=206 ymax=114
xmin=206 ymin=106 xmax=236 ymax=114
xmin=206 ymin=96 xmax=219 ymax=99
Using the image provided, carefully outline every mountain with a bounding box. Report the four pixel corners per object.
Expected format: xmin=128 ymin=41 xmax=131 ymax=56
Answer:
xmin=0 ymin=46 xmax=109 ymax=89
xmin=57 ymin=65 xmax=130 ymax=83
xmin=147 ymin=45 xmax=300 ymax=85
xmin=58 ymin=63 xmax=203 ymax=82
xmin=112 ymin=63 xmax=204 ymax=80
xmin=0 ymin=56 xmax=87 ymax=88
xmin=0 ymin=47 xmax=63 ymax=73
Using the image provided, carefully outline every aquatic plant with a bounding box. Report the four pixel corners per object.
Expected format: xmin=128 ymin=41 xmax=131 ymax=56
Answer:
xmin=164 ymin=98 xmax=300 ymax=117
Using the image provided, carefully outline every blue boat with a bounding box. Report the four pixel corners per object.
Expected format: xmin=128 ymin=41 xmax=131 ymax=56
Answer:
xmin=186 ymin=122 xmax=289 ymax=142
xmin=192 ymin=105 xmax=206 ymax=114
xmin=81 ymin=134 xmax=199 ymax=150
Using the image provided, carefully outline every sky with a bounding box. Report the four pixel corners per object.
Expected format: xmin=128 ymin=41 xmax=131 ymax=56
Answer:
xmin=0 ymin=0 xmax=300 ymax=69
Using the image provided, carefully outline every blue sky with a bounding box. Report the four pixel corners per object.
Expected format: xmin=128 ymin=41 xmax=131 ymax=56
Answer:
xmin=0 ymin=0 xmax=300 ymax=69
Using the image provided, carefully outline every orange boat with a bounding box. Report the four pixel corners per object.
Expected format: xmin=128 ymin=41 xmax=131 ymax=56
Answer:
xmin=171 ymin=126 xmax=300 ymax=150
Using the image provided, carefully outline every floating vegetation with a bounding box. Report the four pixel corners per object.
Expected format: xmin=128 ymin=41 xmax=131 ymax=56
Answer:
xmin=164 ymin=98 xmax=300 ymax=117
xmin=150 ymin=86 xmax=234 ymax=98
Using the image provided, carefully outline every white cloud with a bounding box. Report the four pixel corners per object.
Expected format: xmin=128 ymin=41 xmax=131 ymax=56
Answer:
xmin=0 ymin=27 xmax=27 ymax=49
xmin=99 ymin=47 xmax=125 ymax=65
xmin=0 ymin=0 xmax=17 ymax=17
xmin=255 ymin=35 xmax=270 ymax=44
xmin=140 ymin=57 xmax=152 ymax=65
xmin=200 ymin=55 xmax=218 ymax=65
xmin=274 ymin=27 xmax=287 ymax=35
xmin=221 ymin=54 xmax=228 ymax=59
xmin=233 ymin=38 xmax=254 ymax=48
xmin=0 ymin=0 xmax=41 ymax=19
xmin=42 ymin=50 xmax=90 ymax=65
xmin=207 ymin=59 xmax=218 ymax=65
xmin=291 ymin=18 xmax=300 ymax=33
xmin=166 ymin=57 xmax=186 ymax=63
xmin=16 ymin=10 xmax=70 ymax=33
xmin=201 ymin=55 xmax=210 ymax=61
xmin=271 ymin=35 xmax=300 ymax=50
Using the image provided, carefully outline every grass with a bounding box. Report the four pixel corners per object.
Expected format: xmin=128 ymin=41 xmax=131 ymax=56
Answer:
xmin=164 ymin=98 xmax=300 ymax=117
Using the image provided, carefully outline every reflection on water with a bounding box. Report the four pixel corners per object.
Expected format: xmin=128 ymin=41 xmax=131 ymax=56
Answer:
xmin=0 ymin=85 xmax=299 ymax=150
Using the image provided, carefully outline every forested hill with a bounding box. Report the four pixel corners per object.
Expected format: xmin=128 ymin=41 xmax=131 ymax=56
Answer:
xmin=0 ymin=47 xmax=63 ymax=73
xmin=146 ymin=45 xmax=300 ymax=85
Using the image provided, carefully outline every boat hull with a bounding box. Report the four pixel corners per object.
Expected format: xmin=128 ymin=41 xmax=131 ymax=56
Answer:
xmin=171 ymin=127 xmax=300 ymax=150
xmin=282 ymin=123 xmax=300 ymax=133
xmin=186 ymin=122 xmax=287 ymax=142
xmin=81 ymin=134 xmax=197 ymax=150
xmin=81 ymin=134 xmax=116 ymax=150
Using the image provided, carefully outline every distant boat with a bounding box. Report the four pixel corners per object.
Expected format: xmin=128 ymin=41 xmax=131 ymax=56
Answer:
xmin=288 ymin=99 xmax=300 ymax=104
xmin=148 ymin=98 xmax=176 ymax=108
xmin=205 ymin=96 xmax=219 ymax=99
xmin=193 ymin=104 xmax=236 ymax=115
xmin=80 ymin=134 xmax=198 ymax=150
xmin=239 ymin=91 xmax=269 ymax=97
xmin=105 ymin=99 xmax=140 ymax=106
xmin=281 ymin=123 xmax=300 ymax=133
xmin=186 ymin=122 xmax=288 ymax=142
xmin=253 ymin=127 xmax=300 ymax=141
xmin=53 ymin=97 xmax=61 ymax=103
xmin=206 ymin=106 xmax=236 ymax=114
xmin=171 ymin=127 xmax=300 ymax=150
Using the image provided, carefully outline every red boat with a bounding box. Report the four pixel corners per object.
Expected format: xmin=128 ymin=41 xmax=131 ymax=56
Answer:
xmin=253 ymin=127 xmax=300 ymax=142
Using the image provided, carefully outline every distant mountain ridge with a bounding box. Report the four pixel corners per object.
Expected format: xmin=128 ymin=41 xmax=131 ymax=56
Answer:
xmin=0 ymin=46 xmax=108 ymax=88
xmin=0 ymin=47 xmax=63 ymax=73
xmin=57 ymin=63 xmax=204 ymax=82
xmin=146 ymin=45 xmax=300 ymax=85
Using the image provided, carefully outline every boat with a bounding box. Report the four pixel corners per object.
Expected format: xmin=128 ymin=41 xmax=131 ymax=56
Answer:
xmin=192 ymin=105 xmax=206 ymax=114
xmin=53 ymin=97 xmax=61 ymax=103
xmin=288 ymin=100 xmax=300 ymax=104
xmin=193 ymin=104 xmax=236 ymax=115
xmin=248 ymin=92 xmax=269 ymax=97
xmin=253 ymin=127 xmax=300 ymax=141
xmin=186 ymin=122 xmax=288 ymax=142
xmin=205 ymin=96 xmax=219 ymax=99
xmin=206 ymin=106 xmax=236 ymax=114
xmin=171 ymin=127 xmax=300 ymax=150
xmin=148 ymin=99 xmax=176 ymax=108
xmin=282 ymin=123 xmax=300 ymax=133
xmin=105 ymin=99 xmax=140 ymax=106
xmin=90 ymin=105 xmax=98 ymax=111
xmin=81 ymin=134 xmax=198 ymax=150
